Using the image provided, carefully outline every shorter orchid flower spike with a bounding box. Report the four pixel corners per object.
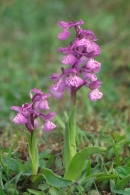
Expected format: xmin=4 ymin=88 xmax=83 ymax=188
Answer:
xmin=10 ymin=88 xmax=56 ymax=132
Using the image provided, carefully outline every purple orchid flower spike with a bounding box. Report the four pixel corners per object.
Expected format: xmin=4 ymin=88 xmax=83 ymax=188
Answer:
xmin=11 ymin=88 xmax=56 ymax=132
xmin=50 ymin=19 xmax=103 ymax=103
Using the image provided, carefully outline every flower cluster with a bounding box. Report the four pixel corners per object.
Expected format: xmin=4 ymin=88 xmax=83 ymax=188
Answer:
xmin=10 ymin=88 xmax=56 ymax=132
xmin=50 ymin=20 xmax=103 ymax=101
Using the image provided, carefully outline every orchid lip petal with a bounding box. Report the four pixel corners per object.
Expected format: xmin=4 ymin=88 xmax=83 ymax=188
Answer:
xmin=50 ymin=86 xmax=64 ymax=99
xmin=43 ymin=121 xmax=56 ymax=131
xmin=62 ymin=54 xmax=77 ymax=65
xmin=38 ymin=99 xmax=50 ymax=110
xmin=66 ymin=75 xmax=83 ymax=88
xmin=58 ymin=29 xmax=70 ymax=40
xmin=13 ymin=113 xmax=27 ymax=124
xmin=89 ymin=89 xmax=103 ymax=101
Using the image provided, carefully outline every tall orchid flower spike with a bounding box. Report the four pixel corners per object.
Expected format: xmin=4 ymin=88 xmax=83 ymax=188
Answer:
xmin=11 ymin=88 xmax=56 ymax=132
xmin=50 ymin=19 xmax=105 ymax=178
xmin=50 ymin=19 xmax=103 ymax=103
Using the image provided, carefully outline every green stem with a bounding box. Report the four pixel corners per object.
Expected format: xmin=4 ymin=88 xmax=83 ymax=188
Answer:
xmin=26 ymin=131 xmax=39 ymax=175
xmin=31 ymin=131 xmax=39 ymax=175
xmin=64 ymin=88 xmax=77 ymax=171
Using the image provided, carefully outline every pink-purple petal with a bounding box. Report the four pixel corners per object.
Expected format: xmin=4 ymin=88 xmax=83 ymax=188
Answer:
xmin=58 ymin=47 xmax=69 ymax=53
xmin=81 ymin=30 xmax=98 ymax=41
xmin=62 ymin=54 xmax=77 ymax=65
xmin=88 ymin=89 xmax=103 ymax=101
xmin=58 ymin=29 xmax=70 ymax=40
xmin=50 ymin=73 xmax=61 ymax=81
xmin=41 ymin=112 xmax=55 ymax=120
xmin=89 ymin=80 xmax=102 ymax=90
xmin=79 ymin=56 xmax=89 ymax=64
xmin=37 ymin=99 xmax=50 ymax=110
xmin=10 ymin=106 xmax=22 ymax=112
xmin=34 ymin=119 xmax=39 ymax=127
xmin=75 ymin=38 xmax=89 ymax=47
xmin=58 ymin=21 xmax=69 ymax=28
xmin=50 ymin=85 xmax=64 ymax=99
xmin=43 ymin=121 xmax=56 ymax=131
xmin=86 ymin=59 xmax=101 ymax=73
xmin=13 ymin=113 xmax=27 ymax=124
xmin=66 ymin=75 xmax=83 ymax=87
xmin=83 ymin=73 xmax=97 ymax=81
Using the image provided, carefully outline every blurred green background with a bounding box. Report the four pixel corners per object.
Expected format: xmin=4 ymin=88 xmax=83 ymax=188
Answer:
xmin=0 ymin=0 xmax=130 ymax=135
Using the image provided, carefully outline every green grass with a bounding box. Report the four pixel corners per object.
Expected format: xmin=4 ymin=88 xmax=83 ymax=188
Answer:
xmin=0 ymin=0 xmax=130 ymax=194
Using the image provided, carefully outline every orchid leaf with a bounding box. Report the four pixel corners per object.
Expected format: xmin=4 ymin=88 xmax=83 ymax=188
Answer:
xmin=28 ymin=189 xmax=45 ymax=195
xmin=82 ymin=172 xmax=104 ymax=184
xmin=42 ymin=168 xmax=73 ymax=187
xmin=116 ymin=174 xmax=130 ymax=190
xmin=116 ymin=166 xmax=130 ymax=178
xmin=49 ymin=187 xmax=59 ymax=195
xmin=64 ymin=146 xmax=106 ymax=180
xmin=113 ymin=140 xmax=121 ymax=167
xmin=114 ymin=189 xmax=130 ymax=195
xmin=0 ymin=188 xmax=6 ymax=195
xmin=97 ymin=173 xmax=118 ymax=182
xmin=86 ymin=160 xmax=91 ymax=177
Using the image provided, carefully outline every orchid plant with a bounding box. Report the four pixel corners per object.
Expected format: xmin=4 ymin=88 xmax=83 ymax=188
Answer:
xmin=9 ymin=20 xmax=108 ymax=191
xmin=50 ymin=19 xmax=104 ymax=178
xmin=10 ymin=88 xmax=56 ymax=176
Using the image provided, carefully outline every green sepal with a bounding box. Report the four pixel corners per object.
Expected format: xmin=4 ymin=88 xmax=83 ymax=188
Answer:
xmin=64 ymin=146 xmax=106 ymax=180
xmin=42 ymin=168 xmax=73 ymax=187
